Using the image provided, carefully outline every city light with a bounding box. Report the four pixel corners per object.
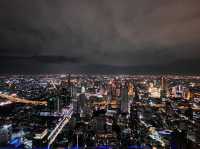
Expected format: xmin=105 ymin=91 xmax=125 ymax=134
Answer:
xmin=0 ymin=74 xmax=199 ymax=149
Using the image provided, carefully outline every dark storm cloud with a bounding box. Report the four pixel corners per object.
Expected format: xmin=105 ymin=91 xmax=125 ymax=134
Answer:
xmin=0 ymin=0 xmax=200 ymax=73
xmin=0 ymin=55 xmax=82 ymax=64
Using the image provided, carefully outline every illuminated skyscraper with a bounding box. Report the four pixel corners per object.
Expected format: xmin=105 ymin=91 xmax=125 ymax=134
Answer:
xmin=128 ymin=82 xmax=134 ymax=96
xmin=160 ymin=76 xmax=168 ymax=98
xmin=67 ymin=74 xmax=72 ymax=102
xmin=148 ymin=82 xmax=161 ymax=98
xmin=120 ymin=82 xmax=129 ymax=113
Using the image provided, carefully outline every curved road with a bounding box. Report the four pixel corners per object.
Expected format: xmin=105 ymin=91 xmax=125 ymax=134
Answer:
xmin=0 ymin=93 xmax=47 ymax=106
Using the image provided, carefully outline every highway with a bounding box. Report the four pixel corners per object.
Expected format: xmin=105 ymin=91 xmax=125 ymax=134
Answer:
xmin=47 ymin=105 xmax=73 ymax=148
xmin=0 ymin=93 xmax=47 ymax=106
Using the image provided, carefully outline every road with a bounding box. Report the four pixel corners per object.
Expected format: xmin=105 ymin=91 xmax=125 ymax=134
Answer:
xmin=0 ymin=93 xmax=47 ymax=106
xmin=47 ymin=105 xmax=73 ymax=148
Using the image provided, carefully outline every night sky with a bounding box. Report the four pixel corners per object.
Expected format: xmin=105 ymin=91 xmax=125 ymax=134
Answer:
xmin=0 ymin=0 xmax=200 ymax=74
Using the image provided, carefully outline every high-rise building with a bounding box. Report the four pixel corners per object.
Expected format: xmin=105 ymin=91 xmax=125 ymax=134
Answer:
xmin=133 ymin=82 xmax=139 ymax=101
xmin=111 ymin=81 xmax=117 ymax=98
xmin=120 ymin=82 xmax=129 ymax=113
xmin=116 ymin=84 xmax=121 ymax=97
xmin=160 ymin=77 xmax=168 ymax=98
xmin=78 ymin=91 xmax=88 ymax=117
xmin=66 ymin=74 xmax=72 ymax=105
xmin=128 ymin=82 xmax=134 ymax=97
xmin=148 ymin=83 xmax=161 ymax=98
xmin=171 ymin=85 xmax=190 ymax=99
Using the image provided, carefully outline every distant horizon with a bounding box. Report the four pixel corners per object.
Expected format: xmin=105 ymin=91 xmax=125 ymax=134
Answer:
xmin=0 ymin=58 xmax=199 ymax=75
xmin=0 ymin=71 xmax=199 ymax=76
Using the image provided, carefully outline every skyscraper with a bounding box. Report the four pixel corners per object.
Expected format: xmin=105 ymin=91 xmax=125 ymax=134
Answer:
xmin=120 ymin=82 xmax=129 ymax=113
xmin=161 ymin=76 xmax=168 ymax=98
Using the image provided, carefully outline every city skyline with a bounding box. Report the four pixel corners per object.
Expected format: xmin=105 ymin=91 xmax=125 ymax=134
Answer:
xmin=1 ymin=1 xmax=200 ymax=148
xmin=0 ymin=74 xmax=200 ymax=148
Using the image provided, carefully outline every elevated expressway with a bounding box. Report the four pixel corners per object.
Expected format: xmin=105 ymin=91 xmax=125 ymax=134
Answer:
xmin=0 ymin=93 xmax=47 ymax=106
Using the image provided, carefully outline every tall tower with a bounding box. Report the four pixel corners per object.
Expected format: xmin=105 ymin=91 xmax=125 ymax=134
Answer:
xmin=66 ymin=74 xmax=72 ymax=105
xmin=133 ymin=81 xmax=139 ymax=101
xmin=68 ymin=74 xmax=72 ymax=96
xmin=120 ymin=82 xmax=129 ymax=113
xmin=161 ymin=76 xmax=167 ymax=98
xmin=79 ymin=85 xmax=87 ymax=117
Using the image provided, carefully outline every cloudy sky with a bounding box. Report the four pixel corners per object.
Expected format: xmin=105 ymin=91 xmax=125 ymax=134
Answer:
xmin=0 ymin=0 xmax=200 ymax=73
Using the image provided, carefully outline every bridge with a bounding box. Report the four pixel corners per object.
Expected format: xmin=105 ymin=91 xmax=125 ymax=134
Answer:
xmin=47 ymin=105 xmax=73 ymax=148
xmin=0 ymin=93 xmax=47 ymax=106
